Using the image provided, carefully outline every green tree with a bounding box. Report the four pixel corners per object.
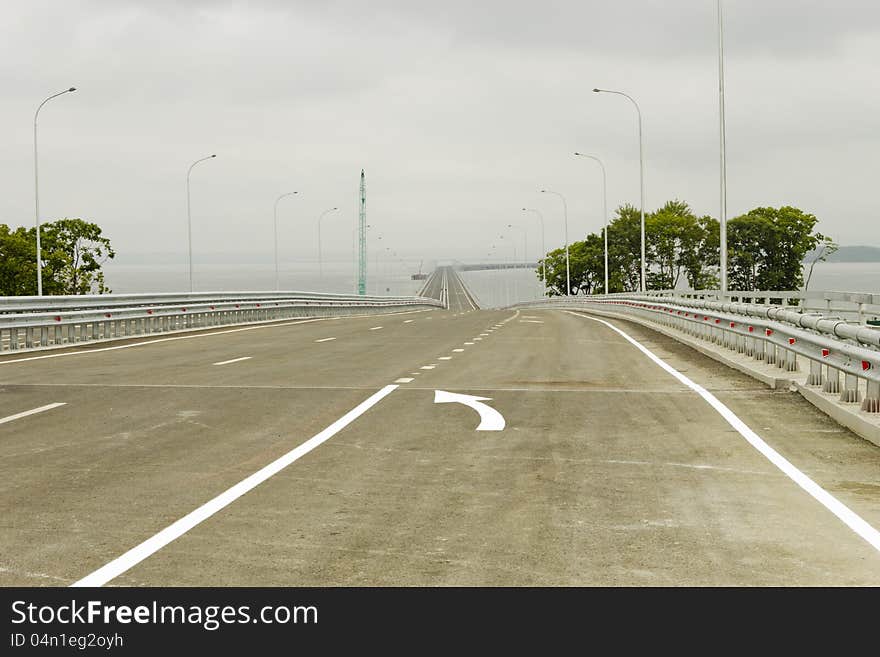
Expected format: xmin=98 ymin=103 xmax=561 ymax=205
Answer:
xmin=0 ymin=218 xmax=114 ymax=295
xmin=0 ymin=225 xmax=39 ymax=295
xmin=728 ymin=206 xmax=823 ymax=291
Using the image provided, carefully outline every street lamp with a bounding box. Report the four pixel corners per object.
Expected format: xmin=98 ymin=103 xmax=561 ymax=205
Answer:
xmin=34 ymin=86 xmax=76 ymax=296
xmin=507 ymin=223 xmax=531 ymax=300
xmin=317 ymin=207 xmax=339 ymax=280
xmin=717 ymin=0 xmax=729 ymax=296
xmin=574 ymin=152 xmax=609 ymax=295
xmin=186 ymin=154 xmax=217 ymax=292
xmin=522 ymin=208 xmax=546 ymax=296
xmin=273 ymin=190 xmax=298 ymax=291
xmin=593 ymin=87 xmax=646 ymax=292
xmin=540 ymin=189 xmax=570 ymax=296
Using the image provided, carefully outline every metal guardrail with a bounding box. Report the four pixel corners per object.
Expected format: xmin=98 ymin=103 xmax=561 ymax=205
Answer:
xmin=619 ymin=289 xmax=880 ymax=325
xmin=0 ymin=293 xmax=442 ymax=354
xmin=515 ymin=295 xmax=880 ymax=414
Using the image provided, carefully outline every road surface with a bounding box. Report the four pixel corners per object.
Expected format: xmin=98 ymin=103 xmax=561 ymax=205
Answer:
xmin=1 ymin=268 xmax=879 ymax=585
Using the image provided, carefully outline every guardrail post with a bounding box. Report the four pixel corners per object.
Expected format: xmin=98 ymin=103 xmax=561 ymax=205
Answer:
xmin=840 ymin=373 xmax=861 ymax=403
xmin=806 ymin=359 xmax=823 ymax=386
xmin=40 ymin=326 xmax=49 ymax=347
xmin=785 ymin=348 xmax=798 ymax=372
xmin=862 ymin=380 xmax=880 ymax=413
xmin=25 ymin=327 xmax=34 ymax=348
xmin=823 ymin=367 xmax=840 ymax=394
xmin=10 ymin=328 xmax=19 ymax=350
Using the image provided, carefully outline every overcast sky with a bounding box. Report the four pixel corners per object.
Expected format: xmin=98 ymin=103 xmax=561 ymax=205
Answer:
xmin=2 ymin=0 xmax=879 ymax=268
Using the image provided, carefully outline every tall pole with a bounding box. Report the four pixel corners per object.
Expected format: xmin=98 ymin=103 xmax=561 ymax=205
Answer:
xmin=34 ymin=87 xmax=76 ymax=296
xmin=317 ymin=207 xmax=339 ymax=281
xmin=574 ymin=153 xmax=609 ymax=295
xmin=718 ymin=0 xmax=729 ymax=297
xmin=273 ymin=190 xmax=298 ymax=291
xmin=522 ymin=208 xmax=546 ymax=297
xmin=186 ymin=154 xmax=217 ymax=293
xmin=541 ymin=189 xmax=570 ymax=296
xmin=507 ymin=223 xmax=529 ymax=298
xmin=358 ymin=170 xmax=367 ymax=295
xmin=594 ymin=88 xmax=646 ymax=292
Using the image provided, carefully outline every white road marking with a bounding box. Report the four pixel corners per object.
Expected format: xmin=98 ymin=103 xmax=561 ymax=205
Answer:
xmin=438 ymin=356 xmax=452 ymax=360
xmin=474 ymin=338 xmax=482 ymax=341
xmin=522 ymin=316 xmax=540 ymax=319
xmin=464 ymin=342 xmax=475 ymax=345
xmin=434 ymin=390 xmax=505 ymax=431
xmin=315 ymin=337 xmax=336 ymax=343
xmin=452 ymin=349 xmax=465 ymax=352
xmin=403 ymin=320 xmax=414 ymax=324
xmin=212 ymin=356 xmax=252 ymax=366
xmin=420 ymin=365 xmax=436 ymax=370
xmin=520 ymin=320 xmax=544 ymax=324
xmin=369 ymin=326 xmax=383 ymax=331
xmin=566 ymin=310 xmax=880 ymax=553
xmin=480 ymin=333 xmax=489 ymax=336
xmin=0 ymin=402 xmax=66 ymax=426
xmin=394 ymin=377 xmax=415 ymax=383
xmin=71 ymin=384 xmax=400 ymax=587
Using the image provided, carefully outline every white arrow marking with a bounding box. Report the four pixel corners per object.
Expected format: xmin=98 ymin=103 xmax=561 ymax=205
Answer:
xmin=434 ymin=390 xmax=505 ymax=431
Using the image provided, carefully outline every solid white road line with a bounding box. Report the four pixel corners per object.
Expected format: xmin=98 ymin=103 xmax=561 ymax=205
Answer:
xmin=394 ymin=377 xmax=415 ymax=383
xmin=566 ymin=310 xmax=880 ymax=553
xmin=520 ymin=320 xmax=544 ymax=324
xmin=0 ymin=402 xmax=66 ymax=426
xmin=212 ymin=356 xmax=252 ymax=366
xmin=71 ymin=384 xmax=400 ymax=587
xmin=315 ymin=337 xmax=336 ymax=343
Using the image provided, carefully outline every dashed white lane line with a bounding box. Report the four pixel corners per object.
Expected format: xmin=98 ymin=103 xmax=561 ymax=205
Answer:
xmin=522 ymin=316 xmax=540 ymax=319
xmin=480 ymin=333 xmax=489 ymax=336
xmin=464 ymin=342 xmax=475 ymax=345
xmin=369 ymin=326 xmax=384 ymax=331
xmin=520 ymin=320 xmax=544 ymax=324
xmin=474 ymin=338 xmax=483 ymax=341
xmin=315 ymin=337 xmax=336 ymax=343
xmin=395 ymin=377 xmax=415 ymax=383
xmin=71 ymin=384 xmax=400 ymax=587
xmin=452 ymin=349 xmax=465 ymax=352
xmin=420 ymin=365 xmax=437 ymax=370
xmin=403 ymin=320 xmax=414 ymax=324
xmin=567 ymin=310 xmax=880 ymax=554
xmin=213 ymin=356 xmax=253 ymax=366
xmin=0 ymin=402 xmax=67 ymax=426
xmin=438 ymin=356 xmax=452 ymax=360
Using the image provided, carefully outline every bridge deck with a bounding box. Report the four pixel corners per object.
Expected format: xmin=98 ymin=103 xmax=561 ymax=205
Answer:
xmin=1 ymin=269 xmax=879 ymax=585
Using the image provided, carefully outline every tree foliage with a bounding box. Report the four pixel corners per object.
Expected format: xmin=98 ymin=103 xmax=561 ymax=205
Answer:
xmin=0 ymin=218 xmax=114 ymax=295
xmin=537 ymin=201 xmax=827 ymax=295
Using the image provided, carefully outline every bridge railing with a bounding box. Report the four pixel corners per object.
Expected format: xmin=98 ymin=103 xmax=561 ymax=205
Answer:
xmin=0 ymin=292 xmax=442 ymax=354
xmin=607 ymin=289 xmax=880 ymax=325
xmin=514 ymin=294 xmax=880 ymax=414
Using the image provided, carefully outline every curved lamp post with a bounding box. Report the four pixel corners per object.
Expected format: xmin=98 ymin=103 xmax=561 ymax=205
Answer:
xmin=186 ymin=154 xmax=217 ymax=292
xmin=34 ymin=86 xmax=76 ymax=296
xmin=540 ymin=189 xmax=570 ymax=296
xmin=593 ymin=87 xmax=646 ymax=292
xmin=317 ymin=207 xmax=339 ymax=279
xmin=574 ymin=152 xmax=609 ymax=295
xmin=522 ymin=207 xmax=546 ymax=296
xmin=273 ymin=191 xmax=298 ymax=291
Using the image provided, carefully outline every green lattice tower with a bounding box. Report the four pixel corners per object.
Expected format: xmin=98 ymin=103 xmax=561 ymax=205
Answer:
xmin=358 ymin=169 xmax=367 ymax=295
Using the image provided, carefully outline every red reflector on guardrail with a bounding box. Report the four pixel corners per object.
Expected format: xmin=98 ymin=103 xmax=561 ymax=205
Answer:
xmin=765 ymin=329 xmax=773 ymax=336
xmin=715 ymin=319 xmax=721 ymax=324
xmin=146 ymin=309 xmax=153 ymax=314
xmin=704 ymin=316 xmax=709 ymax=321
xmin=105 ymin=313 xmax=111 ymax=318
xmin=789 ymin=338 xmax=796 ymax=345
xmin=748 ymin=326 xmax=754 ymax=332
xmin=256 ymin=303 xmax=261 ymax=307
xmin=863 ymin=361 xmax=872 ymax=371
xmin=730 ymin=322 xmax=736 ymax=328
xmin=181 ymin=307 xmax=187 ymax=312
xmin=821 ymin=349 xmax=830 ymax=357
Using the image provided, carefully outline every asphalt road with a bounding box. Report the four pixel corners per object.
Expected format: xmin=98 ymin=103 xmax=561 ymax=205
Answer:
xmin=2 ymin=269 xmax=879 ymax=585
